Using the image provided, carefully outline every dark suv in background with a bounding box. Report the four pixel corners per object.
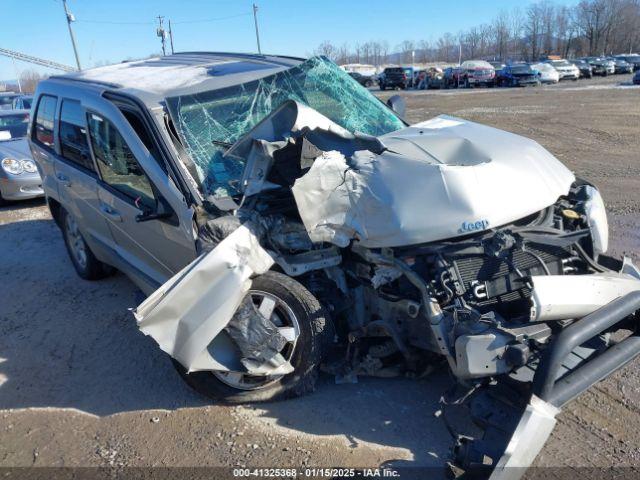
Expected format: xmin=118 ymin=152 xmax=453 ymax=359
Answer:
xmin=378 ymin=67 xmax=408 ymax=90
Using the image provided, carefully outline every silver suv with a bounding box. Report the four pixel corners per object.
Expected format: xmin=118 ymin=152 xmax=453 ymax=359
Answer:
xmin=30 ymin=53 xmax=640 ymax=479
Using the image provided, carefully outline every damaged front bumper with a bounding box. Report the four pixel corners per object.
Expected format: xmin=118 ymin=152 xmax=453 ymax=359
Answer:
xmin=465 ymin=289 xmax=640 ymax=480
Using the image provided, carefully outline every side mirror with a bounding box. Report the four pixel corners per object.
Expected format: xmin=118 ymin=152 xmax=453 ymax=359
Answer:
xmin=135 ymin=196 xmax=174 ymax=223
xmin=386 ymin=95 xmax=406 ymax=119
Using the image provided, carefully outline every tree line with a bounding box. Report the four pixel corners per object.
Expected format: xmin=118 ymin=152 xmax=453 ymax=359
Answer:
xmin=315 ymin=0 xmax=640 ymax=65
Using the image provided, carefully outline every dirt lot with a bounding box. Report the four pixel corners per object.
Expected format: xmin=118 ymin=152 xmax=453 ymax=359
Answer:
xmin=1 ymin=74 xmax=640 ymax=477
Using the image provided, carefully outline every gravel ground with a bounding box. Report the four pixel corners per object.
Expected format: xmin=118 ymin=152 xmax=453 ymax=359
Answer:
xmin=1 ymin=73 xmax=639 ymax=478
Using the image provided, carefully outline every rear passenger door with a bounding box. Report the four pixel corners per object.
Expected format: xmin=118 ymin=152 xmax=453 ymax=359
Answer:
xmin=53 ymin=99 xmax=117 ymax=262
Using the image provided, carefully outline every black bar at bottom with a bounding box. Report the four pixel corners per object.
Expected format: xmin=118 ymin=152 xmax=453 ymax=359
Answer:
xmin=547 ymin=335 xmax=640 ymax=407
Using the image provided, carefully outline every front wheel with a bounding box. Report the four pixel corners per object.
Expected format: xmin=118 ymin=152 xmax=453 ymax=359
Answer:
xmin=174 ymin=271 xmax=332 ymax=403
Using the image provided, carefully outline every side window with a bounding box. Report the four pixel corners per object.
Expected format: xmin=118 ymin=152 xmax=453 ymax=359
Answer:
xmin=33 ymin=95 xmax=57 ymax=149
xmin=59 ymin=100 xmax=94 ymax=172
xmin=87 ymin=113 xmax=156 ymax=209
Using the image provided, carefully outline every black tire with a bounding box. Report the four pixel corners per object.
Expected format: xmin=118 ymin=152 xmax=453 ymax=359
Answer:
xmin=60 ymin=208 xmax=114 ymax=280
xmin=174 ymin=271 xmax=332 ymax=404
xmin=0 ymin=191 xmax=7 ymax=207
xmin=379 ymin=83 xmax=386 ymax=91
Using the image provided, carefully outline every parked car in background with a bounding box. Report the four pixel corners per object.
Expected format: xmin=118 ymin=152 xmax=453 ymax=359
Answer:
xmin=0 ymin=110 xmax=43 ymax=204
xmin=402 ymin=67 xmax=416 ymax=88
xmin=582 ymin=57 xmax=610 ymax=76
xmin=411 ymin=69 xmax=426 ymax=89
xmin=531 ymin=62 xmax=560 ymax=83
xmin=615 ymin=54 xmax=640 ymax=71
xmin=634 ymin=69 xmax=640 ymax=84
xmin=347 ymin=71 xmax=375 ymax=88
xmin=442 ymin=66 xmax=465 ymax=88
xmin=0 ymin=92 xmax=21 ymax=110
xmin=570 ymin=59 xmax=593 ymax=78
xmin=607 ymin=57 xmax=633 ymax=74
xmin=460 ymin=60 xmax=496 ymax=87
xmin=11 ymin=95 xmax=33 ymax=110
xmin=378 ymin=67 xmax=408 ymax=90
xmin=426 ymin=67 xmax=444 ymax=89
xmin=499 ymin=63 xmax=541 ymax=87
xmin=544 ymin=59 xmax=579 ymax=80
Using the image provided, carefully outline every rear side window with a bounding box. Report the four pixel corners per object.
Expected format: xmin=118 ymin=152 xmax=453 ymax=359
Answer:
xmin=59 ymin=100 xmax=94 ymax=172
xmin=33 ymin=95 xmax=57 ymax=149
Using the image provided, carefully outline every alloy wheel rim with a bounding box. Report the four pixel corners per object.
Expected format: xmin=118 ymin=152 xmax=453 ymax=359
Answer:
xmin=65 ymin=215 xmax=87 ymax=269
xmin=213 ymin=290 xmax=301 ymax=391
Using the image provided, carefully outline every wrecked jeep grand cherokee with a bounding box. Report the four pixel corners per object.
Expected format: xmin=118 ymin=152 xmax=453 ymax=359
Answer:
xmin=32 ymin=53 xmax=640 ymax=478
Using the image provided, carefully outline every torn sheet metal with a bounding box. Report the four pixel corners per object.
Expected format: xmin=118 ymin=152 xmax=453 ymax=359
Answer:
xmin=134 ymin=224 xmax=275 ymax=373
xmin=488 ymin=395 xmax=560 ymax=480
xmin=290 ymin=114 xmax=575 ymax=248
xmin=224 ymin=296 xmax=292 ymax=375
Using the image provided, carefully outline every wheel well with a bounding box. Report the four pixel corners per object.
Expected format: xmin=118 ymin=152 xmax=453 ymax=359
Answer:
xmin=47 ymin=197 xmax=63 ymax=227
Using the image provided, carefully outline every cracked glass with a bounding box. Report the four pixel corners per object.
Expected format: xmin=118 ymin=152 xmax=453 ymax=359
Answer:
xmin=166 ymin=56 xmax=404 ymax=197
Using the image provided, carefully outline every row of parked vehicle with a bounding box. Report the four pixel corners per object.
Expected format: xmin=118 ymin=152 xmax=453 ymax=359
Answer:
xmin=0 ymin=92 xmax=42 ymax=205
xmin=371 ymin=54 xmax=640 ymax=90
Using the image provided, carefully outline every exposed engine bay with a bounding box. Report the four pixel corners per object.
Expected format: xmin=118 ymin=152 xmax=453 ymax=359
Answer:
xmin=135 ymin=100 xmax=640 ymax=479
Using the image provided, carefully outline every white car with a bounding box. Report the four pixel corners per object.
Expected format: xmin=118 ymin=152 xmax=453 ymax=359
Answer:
xmin=531 ymin=63 xmax=560 ymax=83
xmin=545 ymin=59 xmax=580 ymax=80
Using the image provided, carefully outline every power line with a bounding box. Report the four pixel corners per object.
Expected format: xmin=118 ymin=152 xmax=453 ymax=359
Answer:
xmin=75 ymin=12 xmax=250 ymax=26
xmin=77 ymin=19 xmax=154 ymax=25
xmin=171 ymin=12 xmax=251 ymax=25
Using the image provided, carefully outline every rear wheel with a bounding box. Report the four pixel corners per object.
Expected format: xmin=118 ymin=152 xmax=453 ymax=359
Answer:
xmin=174 ymin=271 xmax=332 ymax=403
xmin=61 ymin=208 xmax=113 ymax=280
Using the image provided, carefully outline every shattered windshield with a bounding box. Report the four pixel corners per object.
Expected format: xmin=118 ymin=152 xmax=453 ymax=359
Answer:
xmin=166 ymin=56 xmax=405 ymax=197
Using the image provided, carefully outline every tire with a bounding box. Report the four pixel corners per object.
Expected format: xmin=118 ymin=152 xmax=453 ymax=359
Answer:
xmin=174 ymin=271 xmax=332 ymax=404
xmin=0 ymin=191 xmax=7 ymax=207
xmin=61 ymin=208 xmax=114 ymax=280
xmin=379 ymin=83 xmax=386 ymax=91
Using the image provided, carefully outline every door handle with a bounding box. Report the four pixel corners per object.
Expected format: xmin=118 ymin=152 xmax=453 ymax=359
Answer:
xmin=100 ymin=203 xmax=122 ymax=222
xmin=56 ymin=173 xmax=71 ymax=187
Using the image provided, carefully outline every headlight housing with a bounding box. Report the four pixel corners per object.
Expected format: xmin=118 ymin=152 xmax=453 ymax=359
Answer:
xmin=1 ymin=157 xmax=23 ymax=175
xmin=21 ymin=159 xmax=37 ymax=173
xmin=584 ymin=185 xmax=609 ymax=256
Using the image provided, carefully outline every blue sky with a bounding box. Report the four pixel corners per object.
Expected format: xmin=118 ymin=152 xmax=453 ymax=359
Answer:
xmin=1 ymin=0 xmax=576 ymax=80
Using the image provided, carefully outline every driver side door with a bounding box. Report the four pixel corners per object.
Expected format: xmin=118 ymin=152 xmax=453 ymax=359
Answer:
xmin=86 ymin=110 xmax=196 ymax=289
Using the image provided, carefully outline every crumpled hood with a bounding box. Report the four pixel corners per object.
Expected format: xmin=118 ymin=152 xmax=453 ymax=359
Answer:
xmin=226 ymin=101 xmax=575 ymax=248
xmin=291 ymin=114 xmax=575 ymax=247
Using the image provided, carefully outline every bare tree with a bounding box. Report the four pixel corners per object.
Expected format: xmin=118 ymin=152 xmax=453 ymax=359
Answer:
xmin=314 ymin=41 xmax=338 ymax=61
xmin=19 ymin=70 xmax=44 ymax=94
xmin=314 ymin=0 xmax=640 ymax=67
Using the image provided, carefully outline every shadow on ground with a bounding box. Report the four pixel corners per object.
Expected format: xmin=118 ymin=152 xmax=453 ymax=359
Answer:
xmin=0 ymin=208 xmax=465 ymax=469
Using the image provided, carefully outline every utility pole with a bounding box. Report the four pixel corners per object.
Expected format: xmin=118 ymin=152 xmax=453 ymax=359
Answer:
xmin=253 ymin=4 xmax=262 ymax=54
xmin=62 ymin=0 xmax=82 ymax=70
xmin=156 ymin=15 xmax=167 ymax=56
xmin=168 ymin=20 xmax=175 ymax=54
